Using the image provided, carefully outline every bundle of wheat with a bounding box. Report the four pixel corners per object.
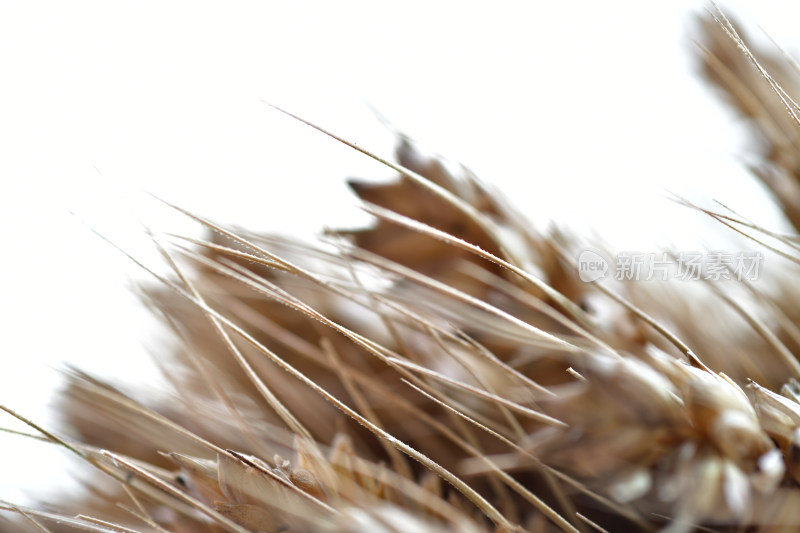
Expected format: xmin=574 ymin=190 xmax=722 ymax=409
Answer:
xmin=4 ymin=6 xmax=800 ymax=533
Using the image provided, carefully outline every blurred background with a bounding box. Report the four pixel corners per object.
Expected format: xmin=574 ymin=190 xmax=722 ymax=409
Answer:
xmin=0 ymin=0 xmax=797 ymax=507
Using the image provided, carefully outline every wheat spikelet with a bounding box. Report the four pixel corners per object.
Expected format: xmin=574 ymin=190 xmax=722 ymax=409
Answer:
xmin=5 ymin=6 xmax=800 ymax=533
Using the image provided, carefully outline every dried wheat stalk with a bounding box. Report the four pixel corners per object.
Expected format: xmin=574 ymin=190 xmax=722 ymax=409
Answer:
xmin=4 ymin=6 xmax=800 ymax=533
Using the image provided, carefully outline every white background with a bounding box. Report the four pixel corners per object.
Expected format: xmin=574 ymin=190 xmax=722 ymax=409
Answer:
xmin=0 ymin=1 xmax=797 ymax=509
